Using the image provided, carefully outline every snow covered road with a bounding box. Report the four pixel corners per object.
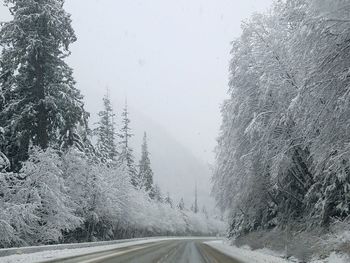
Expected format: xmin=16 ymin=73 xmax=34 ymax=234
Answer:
xmin=1 ymin=239 xmax=242 ymax=263
xmin=46 ymin=240 xmax=241 ymax=263
xmin=3 ymin=238 xmax=349 ymax=263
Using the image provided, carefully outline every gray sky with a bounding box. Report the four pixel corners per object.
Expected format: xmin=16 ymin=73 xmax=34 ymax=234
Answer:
xmin=63 ymin=0 xmax=273 ymax=164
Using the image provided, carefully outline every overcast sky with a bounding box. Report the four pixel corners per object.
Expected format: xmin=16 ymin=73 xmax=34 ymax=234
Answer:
xmin=0 ymin=0 xmax=273 ymax=164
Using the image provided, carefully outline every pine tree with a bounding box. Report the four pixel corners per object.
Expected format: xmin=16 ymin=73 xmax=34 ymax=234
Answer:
xmin=95 ymin=91 xmax=118 ymax=162
xmin=202 ymin=205 xmax=208 ymax=218
xmin=151 ymin=184 xmax=163 ymax=203
xmin=117 ymin=102 xmax=137 ymax=184
xmin=0 ymin=0 xmax=88 ymax=170
xmin=137 ymin=132 xmax=154 ymax=193
xmin=177 ymin=198 xmax=185 ymax=211
xmin=164 ymin=192 xmax=173 ymax=208
xmin=194 ymin=182 xmax=198 ymax=213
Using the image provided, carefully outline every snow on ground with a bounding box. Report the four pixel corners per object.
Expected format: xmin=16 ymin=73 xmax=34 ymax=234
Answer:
xmin=205 ymin=240 xmax=293 ymax=263
xmin=0 ymin=237 xmax=199 ymax=263
xmin=205 ymin=240 xmax=350 ymax=263
xmin=310 ymin=252 xmax=350 ymax=263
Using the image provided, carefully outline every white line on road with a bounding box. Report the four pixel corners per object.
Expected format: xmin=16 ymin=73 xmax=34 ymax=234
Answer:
xmin=79 ymin=244 xmax=152 ymax=263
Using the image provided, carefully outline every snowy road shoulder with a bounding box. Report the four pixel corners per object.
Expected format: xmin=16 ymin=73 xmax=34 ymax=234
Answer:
xmin=204 ymin=240 xmax=292 ymax=263
xmin=204 ymin=240 xmax=350 ymax=263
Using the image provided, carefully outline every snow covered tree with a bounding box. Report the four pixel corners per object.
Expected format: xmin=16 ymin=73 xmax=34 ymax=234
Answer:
xmin=117 ymin=102 xmax=137 ymax=185
xmin=95 ymin=91 xmax=118 ymax=163
xmin=202 ymin=206 xmax=208 ymax=218
xmin=164 ymin=192 xmax=173 ymax=208
xmin=0 ymin=149 xmax=225 ymax=246
xmin=0 ymin=171 xmax=38 ymax=247
xmin=213 ymin=2 xmax=304 ymax=233
xmin=60 ymin=149 xmax=100 ymax=241
xmin=137 ymin=132 xmax=154 ymax=193
xmin=177 ymin=198 xmax=185 ymax=211
xmin=193 ymin=183 xmax=198 ymax=213
xmin=212 ymin=0 xmax=350 ymax=235
xmin=292 ymin=0 xmax=350 ymax=226
xmin=19 ymin=148 xmax=82 ymax=244
xmin=0 ymin=0 xmax=88 ymax=170
xmin=61 ymin=149 xmax=134 ymax=241
xmin=151 ymin=184 xmax=163 ymax=203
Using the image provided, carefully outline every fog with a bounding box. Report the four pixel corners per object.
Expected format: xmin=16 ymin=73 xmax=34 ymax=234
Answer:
xmin=0 ymin=0 xmax=272 ymax=208
xmin=63 ymin=0 xmax=273 ymax=163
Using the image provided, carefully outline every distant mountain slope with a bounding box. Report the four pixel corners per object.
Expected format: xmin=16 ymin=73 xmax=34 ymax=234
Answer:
xmin=128 ymin=107 xmax=215 ymax=210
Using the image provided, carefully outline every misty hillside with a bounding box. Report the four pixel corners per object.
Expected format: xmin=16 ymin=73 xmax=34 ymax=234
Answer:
xmin=128 ymin=107 xmax=215 ymax=210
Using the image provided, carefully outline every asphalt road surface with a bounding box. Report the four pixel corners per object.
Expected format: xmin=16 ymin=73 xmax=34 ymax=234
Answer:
xmin=44 ymin=239 xmax=242 ymax=263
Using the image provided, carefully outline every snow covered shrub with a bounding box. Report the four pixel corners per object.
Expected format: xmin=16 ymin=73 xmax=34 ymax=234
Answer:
xmin=19 ymin=148 xmax=82 ymax=244
xmin=317 ymin=218 xmax=350 ymax=258
xmin=0 ymin=172 xmax=38 ymax=247
xmin=61 ymin=149 xmax=127 ymax=241
xmin=0 ymin=147 xmax=225 ymax=247
xmin=61 ymin=149 xmax=101 ymax=241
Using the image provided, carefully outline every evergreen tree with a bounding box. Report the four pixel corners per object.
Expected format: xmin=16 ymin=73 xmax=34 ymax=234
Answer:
xmin=117 ymin=102 xmax=137 ymax=184
xmin=151 ymin=184 xmax=163 ymax=203
xmin=0 ymin=0 xmax=88 ymax=170
xmin=202 ymin=206 xmax=208 ymax=219
xmin=190 ymin=204 xmax=194 ymax=213
xmin=95 ymin=91 xmax=118 ymax=162
xmin=177 ymin=198 xmax=185 ymax=211
xmin=164 ymin=192 xmax=173 ymax=208
xmin=194 ymin=182 xmax=198 ymax=213
xmin=137 ymin=132 xmax=154 ymax=193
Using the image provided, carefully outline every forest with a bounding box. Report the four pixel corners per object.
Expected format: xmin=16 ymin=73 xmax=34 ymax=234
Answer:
xmin=0 ymin=0 xmax=224 ymax=248
xmin=212 ymin=0 xmax=350 ymax=249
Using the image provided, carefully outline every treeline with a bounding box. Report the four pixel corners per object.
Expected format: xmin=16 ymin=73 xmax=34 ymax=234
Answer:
xmin=212 ymin=0 xmax=350 ymax=237
xmin=0 ymin=0 xmax=224 ymax=248
xmin=0 ymin=147 xmax=224 ymax=247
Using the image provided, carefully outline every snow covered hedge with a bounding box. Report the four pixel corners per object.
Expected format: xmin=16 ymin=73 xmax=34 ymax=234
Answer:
xmin=0 ymin=148 xmax=225 ymax=248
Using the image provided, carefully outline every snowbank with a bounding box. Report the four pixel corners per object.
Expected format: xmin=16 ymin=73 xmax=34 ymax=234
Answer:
xmin=205 ymin=240 xmax=292 ymax=263
xmin=311 ymin=253 xmax=350 ymax=263
xmin=205 ymin=240 xmax=350 ymax=263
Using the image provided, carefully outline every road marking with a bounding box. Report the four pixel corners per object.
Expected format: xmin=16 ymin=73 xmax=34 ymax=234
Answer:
xmin=197 ymin=242 xmax=219 ymax=263
xmin=199 ymin=243 xmax=243 ymax=263
xmin=156 ymin=241 xmax=183 ymax=263
xmin=78 ymin=244 xmax=152 ymax=263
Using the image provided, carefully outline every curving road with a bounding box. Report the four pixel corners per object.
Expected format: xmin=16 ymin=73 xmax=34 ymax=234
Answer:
xmin=42 ymin=239 xmax=242 ymax=263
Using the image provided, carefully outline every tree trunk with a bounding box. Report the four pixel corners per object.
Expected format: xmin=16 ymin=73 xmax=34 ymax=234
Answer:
xmin=34 ymin=53 xmax=49 ymax=149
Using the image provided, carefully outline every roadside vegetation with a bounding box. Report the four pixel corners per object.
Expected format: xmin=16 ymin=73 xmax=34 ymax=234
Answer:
xmin=212 ymin=0 xmax=350 ymax=261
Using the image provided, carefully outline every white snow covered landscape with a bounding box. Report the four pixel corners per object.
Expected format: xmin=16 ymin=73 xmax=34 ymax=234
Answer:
xmin=0 ymin=0 xmax=350 ymax=262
